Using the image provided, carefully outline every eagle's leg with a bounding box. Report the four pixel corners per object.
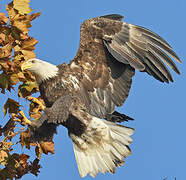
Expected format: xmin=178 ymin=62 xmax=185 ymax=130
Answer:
xmin=28 ymin=95 xmax=74 ymax=142
xmin=105 ymin=111 xmax=134 ymax=123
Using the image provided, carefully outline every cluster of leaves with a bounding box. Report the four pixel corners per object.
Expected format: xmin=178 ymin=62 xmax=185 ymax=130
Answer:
xmin=0 ymin=1 xmax=54 ymax=179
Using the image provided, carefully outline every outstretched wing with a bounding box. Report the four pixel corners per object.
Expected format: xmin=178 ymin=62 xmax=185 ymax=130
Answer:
xmin=68 ymin=14 xmax=180 ymax=118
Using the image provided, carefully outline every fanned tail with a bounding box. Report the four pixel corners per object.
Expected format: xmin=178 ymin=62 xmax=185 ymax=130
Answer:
xmin=70 ymin=117 xmax=134 ymax=177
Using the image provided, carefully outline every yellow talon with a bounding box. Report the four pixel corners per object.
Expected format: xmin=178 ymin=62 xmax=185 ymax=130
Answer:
xmin=19 ymin=111 xmax=32 ymax=125
xmin=27 ymin=96 xmax=45 ymax=110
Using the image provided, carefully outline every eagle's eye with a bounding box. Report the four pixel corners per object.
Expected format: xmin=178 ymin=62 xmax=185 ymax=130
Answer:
xmin=31 ymin=60 xmax=35 ymax=63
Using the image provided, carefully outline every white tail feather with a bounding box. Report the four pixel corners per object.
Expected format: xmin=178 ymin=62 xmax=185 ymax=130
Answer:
xmin=70 ymin=117 xmax=134 ymax=177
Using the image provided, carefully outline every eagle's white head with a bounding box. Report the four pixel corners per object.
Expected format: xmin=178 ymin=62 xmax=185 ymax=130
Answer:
xmin=21 ymin=58 xmax=59 ymax=84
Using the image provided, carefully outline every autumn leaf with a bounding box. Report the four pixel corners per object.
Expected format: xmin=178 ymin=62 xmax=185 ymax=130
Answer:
xmin=6 ymin=2 xmax=18 ymax=22
xmin=40 ymin=141 xmax=55 ymax=155
xmin=0 ymin=1 xmax=44 ymax=179
xmin=9 ymin=73 xmax=19 ymax=85
xmin=0 ymin=33 xmax=6 ymax=45
xmin=0 ymin=73 xmax=9 ymax=88
xmin=12 ymin=20 xmax=28 ymax=34
xmin=21 ymin=49 xmax=36 ymax=60
xmin=19 ymin=154 xmax=29 ymax=168
xmin=29 ymin=158 xmax=41 ymax=176
xmin=0 ymin=150 xmax=8 ymax=166
xmin=20 ymin=131 xmax=31 ymax=149
xmin=0 ymin=44 xmax=12 ymax=59
xmin=0 ymin=73 xmax=9 ymax=93
xmin=3 ymin=98 xmax=21 ymax=116
xmin=18 ymin=81 xmax=38 ymax=97
xmin=21 ymin=37 xmax=38 ymax=50
xmin=35 ymin=144 xmax=42 ymax=160
xmin=29 ymin=12 xmax=41 ymax=21
xmin=1 ymin=119 xmax=16 ymax=140
xmin=0 ymin=13 xmax=8 ymax=25
xmin=13 ymin=0 xmax=32 ymax=15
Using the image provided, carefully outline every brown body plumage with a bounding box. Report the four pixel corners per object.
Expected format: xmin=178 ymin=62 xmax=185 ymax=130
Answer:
xmin=21 ymin=14 xmax=181 ymax=177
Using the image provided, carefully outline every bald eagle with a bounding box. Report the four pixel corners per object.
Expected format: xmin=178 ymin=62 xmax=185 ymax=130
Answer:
xmin=21 ymin=14 xmax=181 ymax=177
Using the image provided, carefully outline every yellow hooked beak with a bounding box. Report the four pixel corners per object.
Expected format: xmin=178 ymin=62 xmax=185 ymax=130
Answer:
xmin=21 ymin=61 xmax=33 ymax=71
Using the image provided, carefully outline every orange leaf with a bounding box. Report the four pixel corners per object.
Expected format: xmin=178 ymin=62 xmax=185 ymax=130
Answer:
xmin=21 ymin=37 xmax=38 ymax=50
xmin=0 ymin=13 xmax=8 ymax=25
xmin=9 ymin=73 xmax=19 ymax=85
xmin=29 ymin=12 xmax=41 ymax=21
xmin=19 ymin=154 xmax=29 ymax=168
xmin=0 ymin=44 xmax=12 ymax=58
xmin=40 ymin=141 xmax=55 ymax=155
xmin=20 ymin=131 xmax=31 ymax=149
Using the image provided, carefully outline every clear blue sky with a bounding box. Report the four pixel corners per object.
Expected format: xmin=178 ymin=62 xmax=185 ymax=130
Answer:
xmin=0 ymin=0 xmax=186 ymax=180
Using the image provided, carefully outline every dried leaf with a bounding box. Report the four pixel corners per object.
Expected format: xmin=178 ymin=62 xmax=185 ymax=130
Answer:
xmin=29 ymin=12 xmax=41 ymax=21
xmin=17 ymin=72 xmax=26 ymax=81
xmin=21 ymin=49 xmax=36 ymax=60
xmin=29 ymin=158 xmax=41 ymax=176
xmin=18 ymin=81 xmax=38 ymax=97
xmin=35 ymin=144 xmax=42 ymax=160
xmin=0 ymin=73 xmax=9 ymax=93
xmin=0 ymin=150 xmax=8 ymax=166
xmin=13 ymin=54 xmax=24 ymax=62
xmin=20 ymin=131 xmax=31 ymax=149
xmin=6 ymin=2 xmax=18 ymax=22
xmin=40 ymin=141 xmax=55 ymax=155
xmin=3 ymin=98 xmax=21 ymax=116
xmin=9 ymin=74 xmax=19 ymax=85
xmin=13 ymin=0 xmax=32 ymax=15
xmin=0 ymin=33 xmax=6 ymax=45
xmin=19 ymin=154 xmax=29 ymax=168
xmin=0 ymin=13 xmax=8 ymax=25
xmin=21 ymin=37 xmax=38 ymax=50
xmin=13 ymin=20 xmax=28 ymax=33
xmin=0 ymin=44 xmax=12 ymax=59
xmin=2 ymin=119 xmax=15 ymax=140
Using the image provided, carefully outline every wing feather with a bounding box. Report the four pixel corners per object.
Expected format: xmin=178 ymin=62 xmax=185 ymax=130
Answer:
xmin=68 ymin=14 xmax=180 ymax=118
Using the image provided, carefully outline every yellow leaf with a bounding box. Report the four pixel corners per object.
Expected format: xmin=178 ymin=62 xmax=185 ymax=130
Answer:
xmin=18 ymin=81 xmax=38 ymax=97
xmin=13 ymin=0 xmax=32 ymax=15
xmin=21 ymin=38 xmax=38 ymax=50
xmin=13 ymin=54 xmax=24 ymax=61
xmin=0 ymin=150 xmax=8 ymax=166
xmin=17 ymin=72 xmax=26 ymax=80
xmin=20 ymin=81 xmax=38 ymax=92
xmin=13 ymin=20 xmax=28 ymax=33
xmin=21 ymin=49 xmax=36 ymax=60
xmin=6 ymin=2 xmax=18 ymax=22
